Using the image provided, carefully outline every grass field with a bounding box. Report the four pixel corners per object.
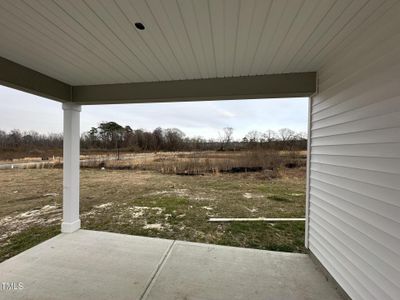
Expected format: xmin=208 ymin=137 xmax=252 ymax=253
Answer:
xmin=0 ymin=151 xmax=306 ymax=262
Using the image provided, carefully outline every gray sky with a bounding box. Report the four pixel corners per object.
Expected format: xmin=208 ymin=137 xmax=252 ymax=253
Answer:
xmin=0 ymin=85 xmax=308 ymax=140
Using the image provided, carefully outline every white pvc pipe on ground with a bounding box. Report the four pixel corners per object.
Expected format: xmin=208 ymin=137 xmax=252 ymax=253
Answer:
xmin=209 ymin=218 xmax=305 ymax=222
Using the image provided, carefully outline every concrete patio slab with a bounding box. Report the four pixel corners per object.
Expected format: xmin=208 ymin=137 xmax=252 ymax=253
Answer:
xmin=0 ymin=230 xmax=173 ymax=300
xmin=0 ymin=230 xmax=342 ymax=300
xmin=145 ymin=240 xmax=341 ymax=300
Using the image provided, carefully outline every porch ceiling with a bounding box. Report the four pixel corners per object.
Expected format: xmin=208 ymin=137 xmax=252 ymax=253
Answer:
xmin=0 ymin=0 xmax=394 ymax=104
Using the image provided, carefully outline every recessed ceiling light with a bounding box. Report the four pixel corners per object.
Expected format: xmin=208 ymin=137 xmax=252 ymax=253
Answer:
xmin=134 ymin=22 xmax=145 ymax=30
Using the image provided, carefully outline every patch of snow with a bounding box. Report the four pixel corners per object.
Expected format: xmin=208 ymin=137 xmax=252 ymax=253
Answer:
xmin=143 ymin=223 xmax=164 ymax=230
xmin=19 ymin=210 xmax=40 ymax=218
xmin=43 ymin=193 xmax=58 ymax=197
xmin=94 ymin=202 xmax=113 ymax=209
xmin=127 ymin=206 xmax=164 ymax=218
xmin=154 ymin=207 xmax=163 ymax=215
xmin=130 ymin=210 xmax=145 ymax=218
xmin=41 ymin=205 xmax=57 ymax=211
xmin=0 ymin=204 xmax=61 ymax=242
xmin=46 ymin=217 xmax=60 ymax=223
xmin=202 ymin=206 xmax=213 ymax=211
xmin=147 ymin=188 xmax=188 ymax=197
xmin=149 ymin=190 xmax=169 ymax=196
xmin=192 ymin=196 xmax=216 ymax=201
xmin=174 ymin=189 xmax=188 ymax=196
xmin=245 ymin=207 xmax=258 ymax=213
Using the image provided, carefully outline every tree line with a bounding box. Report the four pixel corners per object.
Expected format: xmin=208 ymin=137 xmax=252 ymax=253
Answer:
xmin=0 ymin=122 xmax=307 ymax=155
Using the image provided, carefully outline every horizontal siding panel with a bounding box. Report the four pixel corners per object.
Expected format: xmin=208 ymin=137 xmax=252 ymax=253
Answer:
xmin=311 ymin=143 xmax=400 ymax=158
xmin=312 ymin=95 xmax=400 ymax=130
xmin=309 ymin=244 xmax=363 ymax=300
xmin=311 ymin=162 xmax=400 ymax=190
xmin=311 ymin=127 xmax=400 ymax=146
xmin=310 ymin=214 xmax=400 ymax=289
xmin=310 ymin=186 xmax=400 ymax=238
xmin=312 ymin=110 xmax=400 ymax=137
xmin=310 ymin=171 xmax=399 ymax=207
xmin=309 ymin=203 xmax=400 ymax=272
xmin=310 ymin=197 xmax=400 ymax=252
xmin=313 ymin=71 xmax=400 ymax=121
xmin=310 ymin=178 xmax=400 ymax=221
xmin=310 ymin=236 xmax=372 ymax=300
xmin=311 ymin=154 xmax=400 ymax=175
xmin=310 ymin=227 xmax=395 ymax=299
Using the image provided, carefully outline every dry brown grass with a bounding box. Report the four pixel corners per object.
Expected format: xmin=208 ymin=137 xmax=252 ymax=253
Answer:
xmin=0 ymin=160 xmax=306 ymax=262
xmin=81 ymin=150 xmax=306 ymax=177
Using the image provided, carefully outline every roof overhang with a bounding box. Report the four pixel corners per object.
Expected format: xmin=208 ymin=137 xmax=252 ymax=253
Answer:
xmin=72 ymin=72 xmax=316 ymax=104
xmin=1 ymin=57 xmax=316 ymax=104
xmin=0 ymin=57 xmax=71 ymax=102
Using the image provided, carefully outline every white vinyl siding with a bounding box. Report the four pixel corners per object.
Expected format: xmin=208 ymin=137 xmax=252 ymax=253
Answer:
xmin=308 ymin=3 xmax=400 ymax=300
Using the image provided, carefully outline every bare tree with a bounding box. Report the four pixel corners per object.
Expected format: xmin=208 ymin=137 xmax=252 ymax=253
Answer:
xmin=0 ymin=124 xmax=308 ymax=160
xmin=278 ymin=128 xmax=296 ymax=141
xmin=245 ymin=130 xmax=261 ymax=149
xmin=164 ymin=128 xmax=185 ymax=151
xmin=152 ymin=127 xmax=163 ymax=151
xmin=245 ymin=130 xmax=260 ymax=142
xmin=219 ymin=127 xmax=234 ymax=150
xmin=263 ymin=130 xmax=276 ymax=142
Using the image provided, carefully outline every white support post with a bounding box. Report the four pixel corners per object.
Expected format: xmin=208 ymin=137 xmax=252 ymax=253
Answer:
xmin=61 ymin=103 xmax=81 ymax=233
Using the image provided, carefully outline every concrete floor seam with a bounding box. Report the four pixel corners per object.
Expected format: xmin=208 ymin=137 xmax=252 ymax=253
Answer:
xmin=139 ymin=240 xmax=176 ymax=300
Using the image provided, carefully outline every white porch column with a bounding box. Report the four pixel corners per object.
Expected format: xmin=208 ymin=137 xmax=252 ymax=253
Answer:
xmin=61 ymin=103 xmax=81 ymax=233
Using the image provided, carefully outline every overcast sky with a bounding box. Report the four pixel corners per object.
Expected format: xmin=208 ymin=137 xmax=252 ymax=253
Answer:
xmin=0 ymin=85 xmax=308 ymax=140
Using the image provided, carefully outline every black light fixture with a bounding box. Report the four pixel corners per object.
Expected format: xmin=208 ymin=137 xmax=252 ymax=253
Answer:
xmin=134 ymin=22 xmax=145 ymax=30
